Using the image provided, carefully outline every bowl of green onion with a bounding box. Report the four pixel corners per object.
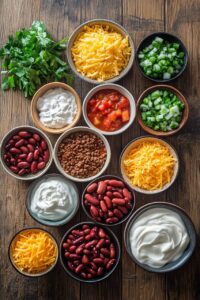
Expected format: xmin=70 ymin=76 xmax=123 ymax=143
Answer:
xmin=136 ymin=32 xmax=188 ymax=82
xmin=137 ymin=85 xmax=189 ymax=136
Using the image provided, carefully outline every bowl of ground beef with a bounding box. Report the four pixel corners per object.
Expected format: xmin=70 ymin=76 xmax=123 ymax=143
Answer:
xmin=53 ymin=127 xmax=111 ymax=182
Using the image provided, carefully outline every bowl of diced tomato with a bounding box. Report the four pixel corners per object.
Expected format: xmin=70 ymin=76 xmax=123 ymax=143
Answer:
xmin=83 ymin=84 xmax=136 ymax=135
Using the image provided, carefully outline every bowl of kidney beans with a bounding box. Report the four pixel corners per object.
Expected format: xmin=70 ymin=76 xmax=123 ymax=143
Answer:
xmin=0 ymin=125 xmax=53 ymax=180
xmin=60 ymin=222 xmax=120 ymax=282
xmin=82 ymin=175 xmax=135 ymax=226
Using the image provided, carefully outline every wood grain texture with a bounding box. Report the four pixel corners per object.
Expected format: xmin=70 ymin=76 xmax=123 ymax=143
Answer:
xmin=0 ymin=0 xmax=200 ymax=300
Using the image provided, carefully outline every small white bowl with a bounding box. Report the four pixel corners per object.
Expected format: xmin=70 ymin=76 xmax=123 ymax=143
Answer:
xmin=82 ymin=83 xmax=136 ymax=136
xmin=53 ymin=126 xmax=111 ymax=182
xmin=120 ymin=136 xmax=179 ymax=194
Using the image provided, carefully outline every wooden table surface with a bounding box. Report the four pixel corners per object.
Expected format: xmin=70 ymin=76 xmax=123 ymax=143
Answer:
xmin=1 ymin=0 xmax=200 ymax=299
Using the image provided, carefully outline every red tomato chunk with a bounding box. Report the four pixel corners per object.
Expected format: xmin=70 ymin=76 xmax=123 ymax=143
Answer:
xmin=87 ymin=89 xmax=130 ymax=132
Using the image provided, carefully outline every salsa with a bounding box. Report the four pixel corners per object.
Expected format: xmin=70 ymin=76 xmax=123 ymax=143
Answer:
xmin=87 ymin=89 xmax=130 ymax=132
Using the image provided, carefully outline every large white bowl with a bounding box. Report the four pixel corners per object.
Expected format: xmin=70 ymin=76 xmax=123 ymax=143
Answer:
xmin=82 ymin=83 xmax=136 ymax=136
xmin=53 ymin=126 xmax=111 ymax=183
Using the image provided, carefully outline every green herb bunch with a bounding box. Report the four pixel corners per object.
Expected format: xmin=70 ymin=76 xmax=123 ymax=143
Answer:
xmin=0 ymin=21 xmax=74 ymax=97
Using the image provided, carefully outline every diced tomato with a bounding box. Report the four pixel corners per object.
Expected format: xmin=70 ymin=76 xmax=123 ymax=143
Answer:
xmin=98 ymin=103 xmax=106 ymax=111
xmin=93 ymin=117 xmax=101 ymax=125
xmin=117 ymin=97 xmax=130 ymax=109
xmin=108 ymin=111 xmax=118 ymax=122
xmin=89 ymin=98 xmax=96 ymax=106
xmin=115 ymin=109 xmax=122 ymax=117
xmin=122 ymin=110 xmax=130 ymax=122
xmin=102 ymin=118 xmax=111 ymax=129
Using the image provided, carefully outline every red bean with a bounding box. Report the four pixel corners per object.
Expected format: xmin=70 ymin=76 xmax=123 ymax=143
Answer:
xmin=27 ymin=144 xmax=34 ymax=152
xmin=33 ymin=133 xmax=41 ymax=141
xmin=67 ymin=261 xmax=75 ymax=271
xmin=98 ymin=228 xmax=106 ymax=239
xmin=66 ymin=239 xmax=73 ymax=245
xmin=106 ymin=259 xmax=116 ymax=270
xmin=118 ymin=206 xmax=128 ymax=215
xmin=18 ymin=131 xmax=31 ymax=138
xmin=18 ymin=169 xmax=27 ymax=176
xmin=108 ymin=180 xmax=124 ymax=188
xmin=110 ymin=243 xmax=116 ymax=259
xmin=13 ymin=135 xmax=21 ymax=141
xmin=113 ymin=208 xmax=123 ymax=219
xmin=63 ymin=243 xmax=69 ymax=249
xmin=106 ymin=185 xmax=113 ymax=191
xmin=28 ymin=138 xmax=36 ymax=145
xmin=73 ymin=237 xmax=84 ymax=245
xmin=27 ymin=152 xmax=34 ymax=162
xmin=8 ymin=139 xmax=15 ymax=146
xmin=20 ymin=146 xmax=29 ymax=154
xmin=85 ymin=240 xmax=98 ymax=249
xmin=34 ymin=149 xmax=39 ymax=160
xmin=84 ymin=194 xmax=99 ymax=206
xmin=15 ymin=139 xmax=25 ymax=148
xmin=113 ymin=191 xmax=123 ymax=198
xmin=37 ymin=161 xmax=46 ymax=170
xmin=41 ymin=139 xmax=47 ymax=150
xmin=43 ymin=150 xmax=49 ymax=163
xmin=17 ymin=161 xmax=30 ymax=168
xmin=10 ymin=147 xmax=21 ymax=154
xmin=122 ymin=188 xmax=132 ymax=200
xmin=82 ymin=224 xmax=89 ymax=230
xmin=97 ymin=181 xmax=107 ymax=194
xmin=69 ymin=245 xmax=76 ymax=253
xmin=76 ymin=246 xmax=84 ymax=255
xmin=90 ymin=205 xmax=99 ymax=218
xmin=10 ymin=158 xmax=16 ymax=165
xmin=80 ymin=272 xmax=87 ymax=278
xmin=112 ymin=198 xmax=126 ymax=206
xmin=100 ymin=248 xmax=110 ymax=257
xmin=83 ymin=249 xmax=90 ymax=255
xmin=31 ymin=161 xmax=37 ymax=173
xmin=64 ymin=252 xmax=70 ymax=258
xmin=103 ymin=196 xmax=112 ymax=209
xmin=72 ymin=230 xmax=84 ymax=237
xmin=68 ymin=234 xmax=76 ymax=241
xmin=97 ymin=266 xmax=104 ymax=276
xmin=75 ymin=264 xmax=84 ymax=274
xmin=18 ymin=154 xmax=27 ymax=159
xmin=96 ymin=239 xmax=105 ymax=249
xmin=126 ymin=202 xmax=132 ymax=210
xmin=82 ymin=254 xmax=89 ymax=265
xmin=69 ymin=254 xmax=81 ymax=260
xmin=86 ymin=182 xmax=98 ymax=193
xmin=10 ymin=166 xmax=18 ymax=173
xmin=108 ymin=210 xmax=114 ymax=217
xmin=87 ymin=268 xmax=96 ymax=276
xmin=105 ymin=217 xmax=119 ymax=224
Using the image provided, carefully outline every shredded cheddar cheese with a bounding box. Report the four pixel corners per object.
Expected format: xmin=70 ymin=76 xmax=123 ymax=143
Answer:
xmin=71 ymin=25 xmax=131 ymax=81
xmin=11 ymin=229 xmax=58 ymax=274
xmin=123 ymin=141 xmax=175 ymax=190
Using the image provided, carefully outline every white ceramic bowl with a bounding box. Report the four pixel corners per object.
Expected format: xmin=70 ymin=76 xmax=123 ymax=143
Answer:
xmin=82 ymin=83 xmax=136 ymax=136
xmin=53 ymin=126 xmax=111 ymax=182
xmin=67 ymin=19 xmax=135 ymax=84
xmin=120 ymin=136 xmax=179 ymax=194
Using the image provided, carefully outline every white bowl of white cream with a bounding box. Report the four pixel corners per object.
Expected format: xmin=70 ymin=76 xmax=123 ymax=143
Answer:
xmin=124 ymin=202 xmax=196 ymax=273
xmin=26 ymin=173 xmax=79 ymax=226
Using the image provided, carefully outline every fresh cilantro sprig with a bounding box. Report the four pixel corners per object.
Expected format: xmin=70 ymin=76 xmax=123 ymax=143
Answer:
xmin=0 ymin=21 xmax=74 ymax=97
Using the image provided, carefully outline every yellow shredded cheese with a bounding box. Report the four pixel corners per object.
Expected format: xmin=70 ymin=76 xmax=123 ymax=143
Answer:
xmin=123 ymin=141 xmax=175 ymax=190
xmin=71 ymin=25 xmax=131 ymax=81
xmin=11 ymin=229 xmax=58 ymax=274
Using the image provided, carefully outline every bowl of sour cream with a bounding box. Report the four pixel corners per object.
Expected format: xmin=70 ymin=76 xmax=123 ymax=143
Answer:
xmin=31 ymin=82 xmax=82 ymax=134
xmin=124 ymin=202 xmax=196 ymax=273
xmin=26 ymin=173 xmax=79 ymax=226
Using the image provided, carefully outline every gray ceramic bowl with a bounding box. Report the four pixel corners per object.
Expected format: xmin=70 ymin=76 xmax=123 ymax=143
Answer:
xmin=9 ymin=227 xmax=58 ymax=277
xmin=26 ymin=173 xmax=79 ymax=226
xmin=0 ymin=125 xmax=53 ymax=180
xmin=53 ymin=126 xmax=111 ymax=183
xmin=60 ymin=222 xmax=121 ymax=282
xmin=67 ymin=19 xmax=135 ymax=84
xmin=124 ymin=202 xmax=196 ymax=273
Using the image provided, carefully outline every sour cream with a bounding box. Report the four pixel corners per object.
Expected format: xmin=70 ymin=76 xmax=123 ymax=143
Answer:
xmin=129 ymin=207 xmax=190 ymax=268
xmin=37 ymin=88 xmax=77 ymax=129
xmin=30 ymin=176 xmax=78 ymax=221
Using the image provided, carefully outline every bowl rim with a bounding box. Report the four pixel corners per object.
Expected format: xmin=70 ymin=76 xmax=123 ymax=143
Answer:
xmin=67 ymin=18 xmax=135 ymax=84
xmin=0 ymin=125 xmax=53 ymax=180
xmin=137 ymin=84 xmax=189 ymax=136
xmin=53 ymin=126 xmax=111 ymax=182
xmin=120 ymin=135 xmax=179 ymax=194
xmin=31 ymin=82 xmax=82 ymax=135
xmin=8 ymin=227 xmax=59 ymax=277
xmin=81 ymin=174 xmax=136 ymax=226
xmin=136 ymin=31 xmax=188 ymax=82
xmin=82 ymin=83 xmax=136 ymax=136
xmin=59 ymin=221 xmax=121 ymax=282
xmin=124 ymin=201 xmax=197 ymax=273
xmin=26 ymin=173 xmax=80 ymax=227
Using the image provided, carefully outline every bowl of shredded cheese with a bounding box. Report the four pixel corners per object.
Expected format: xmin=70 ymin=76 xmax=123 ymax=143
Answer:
xmin=9 ymin=228 xmax=58 ymax=277
xmin=67 ymin=19 xmax=134 ymax=84
xmin=120 ymin=136 xmax=179 ymax=194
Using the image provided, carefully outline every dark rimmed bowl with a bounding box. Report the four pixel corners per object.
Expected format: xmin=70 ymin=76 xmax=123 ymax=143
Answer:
xmin=124 ymin=202 xmax=196 ymax=273
xmin=120 ymin=136 xmax=179 ymax=194
xmin=137 ymin=84 xmax=189 ymax=136
xmin=136 ymin=32 xmax=188 ymax=82
xmin=9 ymin=227 xmax=58 ymax=277
xmin=60 ymin=222 xmax=121 ymax=283
xmin=26 ymin=173 xmax=80 ymax=227
xmin=82 ymin=175 xmax=135 ymax=226
xmin=0 ymin=125 xmax=53 ymax=180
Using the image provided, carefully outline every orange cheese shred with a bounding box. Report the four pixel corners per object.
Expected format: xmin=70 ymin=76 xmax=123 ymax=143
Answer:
xmin=123 ymin=141 xmax=175 ymax=191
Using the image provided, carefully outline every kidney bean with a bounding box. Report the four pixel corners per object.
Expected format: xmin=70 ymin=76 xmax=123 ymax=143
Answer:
xmin=108 ymin=180 xmax=124 ymax=188
xmin=83 ymin=249 xmax=90 ymax=255
xmin=106 ymin=185 xmax=113 ymax=191
xmin=96 ymin=239 xmax=105 ymax=249
xmin=85 ymin=233 xmax=94 ymax=241
xmin=43 ymin=150 xmax=49 ymax=163
xmin=18 ymin=168 xmax=28 ymax=176
xmin=15 ymin=139 xmax=25 ymax=148
xmin=87 ymin=182 xmax=98 ymax=193
xmin=126 ymin=202 xmax=132 ymax=210
xmin=105 ymin=217 xmax=119 ymax=224
xmin=33 ymin=133 xmax=41 ymax=141
xmin=66 ymin=239 xmax=73 ymax=245
xmin=76 ymin=245 xmax=84 ymax=255
xmin=26 ymin=152 xmax=34 ymax=162
xmin=18 ymin=131 xmax=31 ymax=138
xmin=67 ymin=261 xmax=75 ymax=271
xmin=100 ymin=231 xmax=107 ymax=241
xmin=84 ymin=194 xmax=99 ymax=206
xmin=98 ymin=209 xmax=104 ymax=218
xmin=106 ymin=259 xmax=116 ymax=270
xmin=37 ymin=161 xmax=46 ymax=170
xmin=110 ymin=243 xmax=116 ymax=258
xmin=97 ymin=266 xmax=104 ymax=276
xmin=82 ymin=254 xmax=89 ymax=265
xmin=9 ymin=147 xmax=21 ymax=154
xmin=10 ymin=166 xmax=18 ymax=173
xmin=69 ymin=254 xmax=81 ymax=260
xmin=64 ymin=252 xmax=70 ymax=258
xmin=97 ymin=181 xmax=107 ymax=194
xmin=82 ymin=224 xmax=89 ymax=230
xmin=68 ymin=234 xmax=75 ymax=241
xmin=18 ymin=154 xmax=27 ymax=159
xmin=113 ymin=208 xmax=123 ymax=219
xmin=10 ymin=158 xmax=16 ymax=165
xmin=85 ymin=240 xmax=98 ymax=249
xmin=5 ymin=144 xmax=11 ymax=150
xmin=8 ymin=139 xmax=15 ymax=146
xmin=27 ymin=144 xmax=34 ymax=152
xmin=34 ymin=149 xmax=39 ymax=160
xmin=100 ymin=200 xmax=107 ymax=213
xmin=118 ymin=206 xmax=128 ymax=215
xmin=63 ymin=243 xmax=69 ymax=249
xmin=103 ymin=196 xmax=112 ymax=209
xmin=75 ymin=264 xmax=84 ymax=274
xmin=87 ymin=268 xmax=96 ymax=276
xmin=122 ymin=188 xmax=132 ymax=200
xmin=100 ymin=248 xmax=110 ymax=257
xmin=80 ymin=272 xmax=87 ymax=278
xmin=90 ymin=205 xmax=99 ymax=218
xmin=112 ymin=198 xmax=125 ymax=206
xmin=31 ymin=161 xmax=37 ymax=173
xmin=20 ymin=146 xmax=29 ymax=154
xmin=72 ymin=230 xmax=84 ymax=237
xmin=13 ymin=135 xmax=21 ymax=141
xmin=73 ymin=237 xmax=84 ymax=245
xmin=69 ymin=245 xmax=76 ymax=253
xmin=28 ymin=138 xmax=36 ymax=145
xmin=17 ymin=161 xmax=30 ymax=168
xmin=17 ymin=158 xmax=22 ymax=163
xmin=41 ymin=139 xmax=47 ymax=150
xmin=113 ymin=191 xmax=123 ymax=198
xmin=83 ymin=228 xmax=90 ymax=235
xmin=106 ymin=191 xmax=113 ymax=198
xmin=73 ymin=260 xmax=80 ymax=266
